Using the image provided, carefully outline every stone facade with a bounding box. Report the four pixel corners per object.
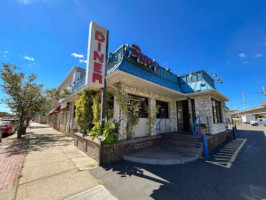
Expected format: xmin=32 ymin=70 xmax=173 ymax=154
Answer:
xmin=194 ymin=95 xmax=226 ymax=134
xmin=115 ymin=84 xmax=177 ymax=138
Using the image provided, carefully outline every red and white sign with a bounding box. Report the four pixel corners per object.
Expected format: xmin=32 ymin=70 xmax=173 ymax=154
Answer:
xmin=85 ymin=21 xmax=108 ymax=88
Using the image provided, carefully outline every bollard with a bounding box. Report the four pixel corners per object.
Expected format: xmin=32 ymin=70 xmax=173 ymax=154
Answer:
xmin=234 ymin=124 xmax=237 ymax=132
xmin=232 ymin=127 xmax=236 ymax=139
xmin=202 ymin=134 xmax=209 ymax=159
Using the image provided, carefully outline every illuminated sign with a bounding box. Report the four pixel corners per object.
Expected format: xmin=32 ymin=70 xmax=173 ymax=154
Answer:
xmin=128 ymin=44 xmax=160 ymax=71
xmin=85 ymin=21 xmax=108 ymax=88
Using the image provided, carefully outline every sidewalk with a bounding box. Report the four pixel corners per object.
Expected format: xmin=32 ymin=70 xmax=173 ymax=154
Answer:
xmin=0 ymin=122 xmax=107 ymax=200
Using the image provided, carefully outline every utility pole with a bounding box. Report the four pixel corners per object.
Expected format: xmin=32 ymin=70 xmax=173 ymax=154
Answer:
xmin=262 ymin=86 xmax=266 ymax=103
xmin=242 ymin=91 xmax=246 ymax=110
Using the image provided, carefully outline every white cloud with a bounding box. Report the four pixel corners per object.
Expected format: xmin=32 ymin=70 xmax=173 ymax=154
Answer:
xmin=79 ymin=59 xmax=87 ymax=64
xmin=255 ymin=54 xmax=263 ymax=58
xmin=24 ymin=56 xmax=34 ymax=61
xmin=71 ymin=53 xmax=84 ymax=58
xmin=243 ymin=61 xmax=249 ymax=64
xmin=4 ymin=51 xmax=8 ymax=54
xmin=238 ymin=53 xmax=246 ymax=58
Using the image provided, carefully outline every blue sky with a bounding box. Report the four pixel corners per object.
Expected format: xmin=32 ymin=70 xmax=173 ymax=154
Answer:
xmin=0 ymin=0 xmax=266 ymax=112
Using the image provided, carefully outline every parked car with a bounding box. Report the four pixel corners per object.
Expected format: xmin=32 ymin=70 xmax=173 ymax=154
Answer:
xmin=1 ymin=118 xmax=19 ymax=128
xmin=0 ymin=121 xmax=16 ymax=135
xmin=250 ymin=119 xmax=266 ymax=126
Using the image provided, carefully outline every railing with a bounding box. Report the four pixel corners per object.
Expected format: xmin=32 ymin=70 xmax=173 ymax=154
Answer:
xmin=156 ymin=116 xmax=166 ymax=134
xmin=192 ymin=116 xmax=201 ymax=148
xmin=193 ymin=115 xmax=210 ymax=159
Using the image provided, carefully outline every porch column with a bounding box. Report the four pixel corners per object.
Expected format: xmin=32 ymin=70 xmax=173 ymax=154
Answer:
xmin=113 ymin=97 xmax=126 ymax=139
xmin=169 ymin=100 xmax=177 ymax=132
xmin=149 ymin=97 xmax=156 ymax=135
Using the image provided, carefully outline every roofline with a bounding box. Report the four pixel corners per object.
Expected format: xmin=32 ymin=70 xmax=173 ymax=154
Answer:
xmin=106 ymin=69 xmax=185 ymax=96
xmin=58 ymin=66 xmax=85 ymax=90
xmin=185 ymin=89 xmax=230 ymax=101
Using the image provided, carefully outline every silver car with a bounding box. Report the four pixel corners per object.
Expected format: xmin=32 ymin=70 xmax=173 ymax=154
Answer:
xmin=250 ymin=119 xmax=266 ymax=126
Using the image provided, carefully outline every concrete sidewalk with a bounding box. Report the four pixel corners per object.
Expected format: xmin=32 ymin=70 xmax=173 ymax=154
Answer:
xmin=0 ymin=122 xmax=112 ymax=200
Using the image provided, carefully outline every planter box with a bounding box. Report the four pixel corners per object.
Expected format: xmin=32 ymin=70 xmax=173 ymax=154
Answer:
xmin=74 ymin=132 xmax=162 ymax=165
xmin=74 ymin=132 xmax=100 ymax=163
xmin=207 ymin=130 xmax=230 ymax=151
xmin=70 ymin=128 xmax=78 ymax=138
xmin=101 ymin=135 xmax=162 ymax=164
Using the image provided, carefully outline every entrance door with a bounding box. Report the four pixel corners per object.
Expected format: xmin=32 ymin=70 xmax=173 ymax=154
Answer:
xmin=176 ymin=100 xmax=191 ymax=133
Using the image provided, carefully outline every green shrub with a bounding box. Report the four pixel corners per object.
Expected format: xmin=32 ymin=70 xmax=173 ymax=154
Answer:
xmin=88 ymin=119 xmax=119 ymax=145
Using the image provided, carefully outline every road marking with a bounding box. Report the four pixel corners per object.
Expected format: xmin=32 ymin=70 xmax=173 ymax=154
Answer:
xmin=206 ymin=138 xmax=247 ymax=168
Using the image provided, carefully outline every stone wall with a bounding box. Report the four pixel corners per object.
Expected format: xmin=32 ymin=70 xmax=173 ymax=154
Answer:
xmin=194 ymin=95 xmax=227 ymax=135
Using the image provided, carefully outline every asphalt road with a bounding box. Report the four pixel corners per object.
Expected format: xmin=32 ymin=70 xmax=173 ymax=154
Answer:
xmin=90 ymin=124 xmax=266 ymax=200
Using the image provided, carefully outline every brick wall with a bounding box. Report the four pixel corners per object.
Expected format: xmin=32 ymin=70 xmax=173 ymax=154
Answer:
xmin=74 ymin=132 xmax=162 ymax=165
xmin=101 ymin=135 xmax=162 ymax=164
xmin=74 ymin=132 xmax=100 ymax=163
xmin=207 ymin=130 xmax=230 ymax=151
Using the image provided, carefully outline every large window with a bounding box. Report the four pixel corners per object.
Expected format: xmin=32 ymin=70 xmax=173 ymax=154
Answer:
xmin=156 ymin=100 xmax=169 ymax=118
xmin=212 ymin=98 xmax=222 ymax=123
xmin=128 ymin=94 xmax=148 ymax=118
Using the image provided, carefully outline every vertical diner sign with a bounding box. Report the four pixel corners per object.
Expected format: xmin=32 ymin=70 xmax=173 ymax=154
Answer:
xmin=85 ymin=21 xmax=108 ymax=88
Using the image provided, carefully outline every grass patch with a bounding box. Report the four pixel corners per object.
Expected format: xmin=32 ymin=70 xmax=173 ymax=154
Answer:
xmin=89 ymin=164 xmax=97 ymax=168
xmin=76 ymin=168 xmax=83 ymax=172
xmin=17 ymin=174 xmax=23 ymax=179
xmin=97 ymin=179 xmax=102 ymax=185
xmin=6 ymin=137 xmax=17 ymax=141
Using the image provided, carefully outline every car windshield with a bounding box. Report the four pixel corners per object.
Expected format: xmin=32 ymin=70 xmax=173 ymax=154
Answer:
xmin=0 ymin=122 xmax=9 ymax=125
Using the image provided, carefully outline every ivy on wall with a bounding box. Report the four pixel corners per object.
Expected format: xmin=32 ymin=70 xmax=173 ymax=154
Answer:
xmin=146 ymin=104 xmax=160 ymax=136
xmin=75 ymin=90 xmax=114 ymax=134
xmin=113 ymin=82 xmax=140 ymax=139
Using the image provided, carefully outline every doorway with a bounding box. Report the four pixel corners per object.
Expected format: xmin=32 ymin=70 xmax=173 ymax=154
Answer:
xmin=176 ymin=100 xmax=191 ymax=133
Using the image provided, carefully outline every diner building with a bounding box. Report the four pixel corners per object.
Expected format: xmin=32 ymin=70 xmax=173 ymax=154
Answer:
xmin=47 ymin=44 xmax=229 ymax=139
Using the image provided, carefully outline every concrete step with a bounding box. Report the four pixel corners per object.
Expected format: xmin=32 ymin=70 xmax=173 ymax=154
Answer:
xmin=163 ymin=143 xmax=202 ymax=155
xmin=123 ymin=146 xmax=200 ymax=165
xmin=163 ymin=139 xmax=202 ymax=149
xmin=163 ymin=134 xmax=202 ymax=141
xmin=162 ymin=145 xmax=202 ymax=157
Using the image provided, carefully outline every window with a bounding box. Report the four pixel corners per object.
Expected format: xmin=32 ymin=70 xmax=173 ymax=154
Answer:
xmin=156 ymin=100 xmax=169 ymax=118
xmin=128 ymin=94 xmax=148 ymax=118
xmin=212 ymin=98 xmax=222 ymax=123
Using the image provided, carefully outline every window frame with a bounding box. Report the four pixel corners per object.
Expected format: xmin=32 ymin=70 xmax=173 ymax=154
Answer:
xmin=212 ymin=98 xmax=222 ymax=123
xmin=156 ymin=100 xmax=169 ymax=119
xmin=128 ymin=94 xmax=149 ymax=118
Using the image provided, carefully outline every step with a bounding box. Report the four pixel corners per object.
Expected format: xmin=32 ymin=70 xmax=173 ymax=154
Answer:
xmin=163 ymin=139 xmax=202 ymax=148
xmin=163 ymin=134 xmax=202 ymax=141
xmin=162 ymin=145 xmax=202 ymax=157
xmin=163 ymin=142 xmax=203 ymax=154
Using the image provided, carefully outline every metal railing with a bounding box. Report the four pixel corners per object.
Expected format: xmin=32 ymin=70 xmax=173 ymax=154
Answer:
xmin=156 ymin=116 xmax=166 ymax=134
xmin=192 ymin=116 xmax=201 ymax=148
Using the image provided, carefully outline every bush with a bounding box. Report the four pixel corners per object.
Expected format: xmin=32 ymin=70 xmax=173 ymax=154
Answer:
xmin=88 ymin=119 xmax=119 ymax=145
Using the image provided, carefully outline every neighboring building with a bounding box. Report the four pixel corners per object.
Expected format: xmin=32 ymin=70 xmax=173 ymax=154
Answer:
xmin=48 ymin=44 xmax=230 ymax=138
xmin=48 ymin=66 xmax=86 ymax=134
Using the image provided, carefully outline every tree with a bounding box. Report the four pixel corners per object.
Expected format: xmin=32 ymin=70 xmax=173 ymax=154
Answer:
xmin=0 ymin=64 xmax=46 ymax=138
xmin=75 ymin=90 xmax=95 ymax=134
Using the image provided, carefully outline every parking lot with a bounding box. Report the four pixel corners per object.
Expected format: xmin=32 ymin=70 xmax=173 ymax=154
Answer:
xmin=91 ymin=124 xmax=266 ymax=200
